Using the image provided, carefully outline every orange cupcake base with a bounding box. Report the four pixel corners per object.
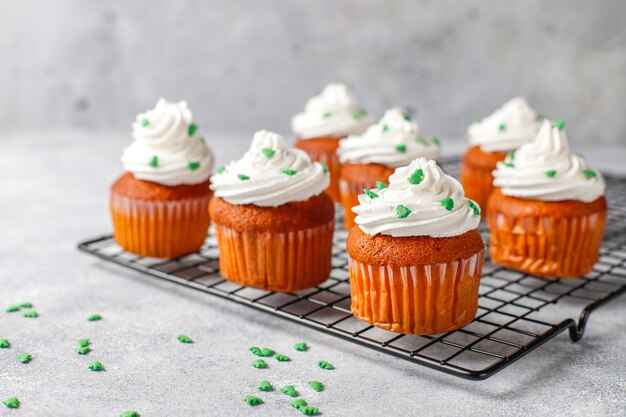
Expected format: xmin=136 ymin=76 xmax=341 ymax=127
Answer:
xmin=460 ymin=146 xmax=507 ymax=217
xmin=339 ymin=163 xmax=395 ymax=230
xmin=110 ymin=173 xmax=212 ymax=259
xmin=347 ymin=227 xmax=485 ymax=335
xmin=487 ymin=188 xmax=608 ymax=278
xmin=295 ymin=136 xmax=343 ymax=203
xmin=209 ymin=194 xmax=335 ymax=292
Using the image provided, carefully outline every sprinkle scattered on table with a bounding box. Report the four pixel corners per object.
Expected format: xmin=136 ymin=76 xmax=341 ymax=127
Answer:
xmin=0 ymin=339 xmax=10 ymax=349
xmin=252 ymin=359 xmax=267 ymax=369
xmin=3 ymin=397 xmax=19 ymax=409
xmin=177 ymin=334 xmax=193 ymax=344
xmin=23 ymin=310 xmax=38 ymax=318
xmin=317 ymin=360 xmax=334 ymax=370
xmin=77 ymin=338 xmax=90 ymax=347
xmin=76 ymin=346 xmax=91 ymax=355
xmin=257 ymin=380 xmax=272 ymax=391
xmin=281 ymin=385 xmax=298 ymax=397
xmin=293 ymin=342 xmax=308 ymax=351
xmin=6 ymin=305 xmax=20 ymax=313
xmin=18 ymin=353 xmax=32 ymax=364
xmin=308 ymin=381 xmax=324 ymax=392
xmin=19 ymin=302 xmax=33 ymax=309
xmin=88 ymin=361 xmax=104 ymax=371
xmin=87 ymin=314 xmax=102 ymax=322
xmin=244 ymin=395 xmax=263 ymax=406
xmin=119 ymin=411 xmax=140 ymax=417
xmin=275 ymin=354 xmax=291 ymax=362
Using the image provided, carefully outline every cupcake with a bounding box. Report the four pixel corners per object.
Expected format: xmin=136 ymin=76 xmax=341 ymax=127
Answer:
xmin=110 ymin=98 xmax=214 ymax=259
xmin=209 ymin=130 xmax=334 ymax=292
xmin=461 ymin=97 xmax=542 ymax=216
xmin=337 ymin=107 xmax=441 ymax=229
xmin=292 ymin=83 xmax=373 ymax=202
xmin=347 ymin=158 xmax=484 ymax=335
xmin=489 ymin=120 xmax=607 ymax=278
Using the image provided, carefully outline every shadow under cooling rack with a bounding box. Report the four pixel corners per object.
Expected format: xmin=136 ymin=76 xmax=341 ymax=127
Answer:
xmin=78 ymin=160 xmax=626 ymax=381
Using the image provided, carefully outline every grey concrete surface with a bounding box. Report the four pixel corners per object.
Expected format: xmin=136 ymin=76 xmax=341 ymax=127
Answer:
xmin=0 ymin=130 xmax=625 ymax=417
xmin=1 ymin=1 xmax=626 ymax=148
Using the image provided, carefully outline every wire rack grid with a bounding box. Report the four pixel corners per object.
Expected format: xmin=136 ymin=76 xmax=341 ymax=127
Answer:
xmin=78 ymin=159 xmax=626 ymax=380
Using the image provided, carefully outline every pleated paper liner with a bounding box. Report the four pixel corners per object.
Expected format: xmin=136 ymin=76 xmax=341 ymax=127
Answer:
xmin=349 ymin=250 xmax=484 ymax=335
xmin=339 ymin=179 xmax=363 ymax=230
xmin=214 ymin=220 xmax=335 ymax=292
xmin=295 ymin=139 xmax=342 ymax=203
xmin=488 ymin=207 xmax=607 ymax=278
xmin=110 ymin=192 xmax=212 ymax=259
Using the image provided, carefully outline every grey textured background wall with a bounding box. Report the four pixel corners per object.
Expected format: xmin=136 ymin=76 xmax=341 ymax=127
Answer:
xmin=1 ymin=0 xmax=625 ymax=146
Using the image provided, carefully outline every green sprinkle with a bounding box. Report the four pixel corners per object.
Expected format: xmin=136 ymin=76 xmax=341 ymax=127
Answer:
xmin=177 ymin=334 xmax=193 ymax=344
xmin=188 ymin=123 xmax=198 ymax=137
xmin=244 ymin=395 xmax=263 ymax=406
xmin=395 ymin=144 xmax=407 ymax=153
xmin=503 ymin=162 xmax=515 ymax=168
xmin=291 ymin=399 xmax=307 ymax=409
xmin=3 ymin=397 xmax=19 ymax=409
xmin=18 ymin=353 xmax=32 ymax=364
xmin=249 ymin=346 xmax=263 ymax=356
xmin=282 ymin=169 xmax=298 ymax=176
xmin=259 ymin=348 xmax=274 ymax=357
xmin=238 ymin=174 xmax=250 ymax=181
xmin=583 ymin=169 xmax=597 ymax=179
xmin=363 ymin=188 xmax=378 ymax=199
xmin=293 ymin=342 xmax=309 ymax=351
xmin=537 ymin=114 xmax=546 ymax=121
xmin=408 ymin=168 xmax=424 ymax=185
xmin=441 ymin=197 xmax=454 ymax=211
xmin=403 ymin=113 xmax=412 ymax=121
xmin=76 ymin=346 xmax=91 ymax=355
xmin=553 ymin=120 xmax=565 ymax=131
xmin=498 ymin=123 xmax=507 ymax=132
xmin=504 ymin=151 xmax=515 ymax=168
xmin=275 ymin=354 xmax=291 ymax=362
xmin=120 ymin=411 xmax=140 ymax=417
xmin=382 ymin=124 xmax=390 ymax=133
xmin=257 ymin=380 xmax=272 ymax=391
xmin=216 ymin=166 xmax=226 ymax=174
xmin=545 ymin=170 xmax=557 ymax=178
xmin=199 ymin=137 xmax=205 ymax=144
xmin=87 ymin=314 xmax=102 ymax=322
xmin=375 ymin=181 xmax=388 ymax=190
xmin=261 ymin=148 xmax=275 ymax=158
xmin=322 ymin=112 xmax=331 ymax=118
xmin=352 ymin=109 xmax=367 ymax=120
xmin=433 ymin=137 xmax=440 ymax=145
xmin=19 ymin=302 xmax=33 ymax=308
xmin=396 ymin=205 xmax=411 ymax=219
xmin=507 ymin=151 xmax=516 ymax=161
xmin=468 ymin=200 xmax=480 ymax=216
xmin=300 ymin=406 xmax=320 ymax=415
xmin=281 ymin=385 xmax=298 ymax=397
xmin=252 ymin=359 xmax=267 ymax=369
xmin=319 ymin=162 xmax=328 ymax=174
xmin=317 ymin=360 xmax=334 ymax=370
xmin=308 ymin=381 xmax=324 ymax=392
xmin=6 ymin=305 xmax=20 ymax=313
xmin=149 ymin=155 xmax=158 ymax=168
xmin=415 ymin=136 xmax=428 ymax=145
xmin=88 ymin=361 xmax=104 ymax=371
xmin=77 ymin=338 xmax=90 ymax=347
xmin=187 ymin=161 xmax=200 ymax=171
xmin=140 ymin=118 xmax=149 ymax=128
xmin=0 ymin=339 xmax=10 ymax=348
xmin=23 ymin=310 xmax=38 ymax=318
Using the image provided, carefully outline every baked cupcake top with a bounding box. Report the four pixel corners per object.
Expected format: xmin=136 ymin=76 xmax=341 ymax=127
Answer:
xmin=121 ymin=98 xmax=213 ymax=186
xmin=291 ymin=83 xmax=373 ymax=139
xmin=337 ymin=107 xmax=440 ymax=168
xmin=492 ymin=120 xmax=605 ymax=202
xmin=210 ymin=130 xmax=330 ymax=207
xmin=468 ymin=97 xmax=541 ymax=153
xmin=353 ymin=158 xmax=480 ymax=238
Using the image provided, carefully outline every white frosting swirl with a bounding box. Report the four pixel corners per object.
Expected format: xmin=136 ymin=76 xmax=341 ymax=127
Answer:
xmin=353 ymin=158 xmax=481 ymax=237
xmin=210 ymin=130 xmax=330 ymax=207
xmin=468 ymin=97 xmax=541 ymax=152
xmin=493 ymin=120 xmax=605 ymax=202
xmin=121 ymin=98 xmax=213 ymax=186
xmin=337 ymin=107 xmax=440 ymax=168
xmin=291 ymin=83 xmax=373 ymax=139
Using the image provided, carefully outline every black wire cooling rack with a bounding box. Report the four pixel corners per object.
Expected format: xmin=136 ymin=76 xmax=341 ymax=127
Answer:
xmin=78 ymin=159 xmax=626 ymax=381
